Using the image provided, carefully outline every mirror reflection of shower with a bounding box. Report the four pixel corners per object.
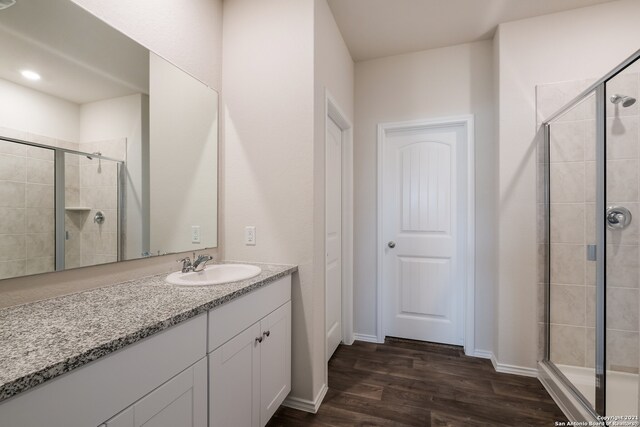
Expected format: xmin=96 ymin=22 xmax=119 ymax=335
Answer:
xmin=610 ymin=93 xmax=637 ymax=107
xmin=86 ymin=151 xmax=102 ymax=172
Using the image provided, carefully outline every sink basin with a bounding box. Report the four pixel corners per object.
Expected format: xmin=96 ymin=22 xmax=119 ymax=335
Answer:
xmin=166 ymin=264 xmax=262 ymax=286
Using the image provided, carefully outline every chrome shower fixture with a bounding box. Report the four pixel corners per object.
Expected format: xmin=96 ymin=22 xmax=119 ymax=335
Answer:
xmin=86 ymin=151 xmax=102 ymax=160
xmin=610 ymin=94 xmax=637 ymax=107
xmin=0 ymin=0 xmax=16 ymax=11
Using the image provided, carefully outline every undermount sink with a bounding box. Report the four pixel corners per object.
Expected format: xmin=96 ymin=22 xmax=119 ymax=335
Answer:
xmin=166 ymin=264 xmax=262 ymax=286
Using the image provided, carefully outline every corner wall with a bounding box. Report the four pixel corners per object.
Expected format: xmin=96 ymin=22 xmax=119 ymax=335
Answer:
xmin=221 ymin=0 xmax=318 ymax=404
xmin=313 ymin=0 xmax=354 ymax=395
xmin=70 ymin=0 xmax=222 ymax=89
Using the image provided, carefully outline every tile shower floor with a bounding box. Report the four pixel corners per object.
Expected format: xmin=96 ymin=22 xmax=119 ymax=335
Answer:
xmin=557 ymin=364 xmax=638 ymax=417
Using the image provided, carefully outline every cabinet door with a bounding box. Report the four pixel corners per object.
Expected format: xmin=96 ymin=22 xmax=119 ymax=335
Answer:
xmin=260 ymin=301 xmax=291 ymax=426
xmin=103 ymin=357 xmax=207 ymax=427
xmin=101 ymin=406 xmax=133 ymax=427
xmin=210 ymin=322 xmax=261 ymax=427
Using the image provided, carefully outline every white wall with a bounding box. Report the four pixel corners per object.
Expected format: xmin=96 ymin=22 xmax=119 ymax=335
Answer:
xmin=149 ymin=53 xmax=218 ymax=254
xmin=0 ymin=78 xmax=79 ymax=142
xmin=222 ymin=0 xmax=316 ymax=402
xmin=223 ymin=0 xmax=354 ymax=406
xmin=80 ymin=93 xmax=149 ymax=259
xmin=495 ymin=0 xmax=640 ymax=369
xmin=353 ymin=41 xmax=496 ymax=352
xmin=70 ymin=0 xmax=222 ymax=89
xmin=313 ymin=0 xmax=354 ymax=392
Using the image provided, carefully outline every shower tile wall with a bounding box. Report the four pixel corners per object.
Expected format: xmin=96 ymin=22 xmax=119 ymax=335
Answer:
xmin=78 ymin=139 xmax=125 ymax=267
xmin=537 ymin=72 xmax=640 ymax=374
xmin=0 ymin=129 xmax=79 ymax=279
xmin=65 ymin=153 xmax=82 ymax=269
xmin=605 ymin=72 xmax=640 ymax=373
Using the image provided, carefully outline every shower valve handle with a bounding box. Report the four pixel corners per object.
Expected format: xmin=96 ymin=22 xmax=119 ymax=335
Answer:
xmin=606 ymin=206 xmax=632 ymax=230
xmin=608 ymin=213 xmax=623 ymax=224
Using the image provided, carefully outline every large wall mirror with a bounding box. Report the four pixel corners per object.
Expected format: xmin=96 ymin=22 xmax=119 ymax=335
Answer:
xmin=0 ymin=0 xmax=218 ymax=280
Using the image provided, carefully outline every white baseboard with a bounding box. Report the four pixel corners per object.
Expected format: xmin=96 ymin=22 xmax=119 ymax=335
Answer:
xmin=471 ymin=350 xmax=538 ymax=378
xmin=472 ymin=349 xmax=494 ymax=361
xmin=353 ymin=333 xmax=380 ymax=343
xmin=282 ymin=383 xmax=328 ymax=414
xmin=496 ymin=361 xmax=538 ymax=377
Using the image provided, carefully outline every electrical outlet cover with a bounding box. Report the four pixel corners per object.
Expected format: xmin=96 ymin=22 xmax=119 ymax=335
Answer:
xmin=192 ymin=226 xmax=201 ymax=243
xmin=245 ymin=226 xmax=256 ymax=245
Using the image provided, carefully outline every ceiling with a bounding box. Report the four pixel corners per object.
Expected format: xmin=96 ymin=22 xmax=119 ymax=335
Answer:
xmin=327 ymin=0 xmax=619 ymax=61
xmin=0 ymin=0 xmax=149 ymax=104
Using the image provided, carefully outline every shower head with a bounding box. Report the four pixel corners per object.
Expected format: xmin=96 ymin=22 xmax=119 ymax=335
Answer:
xmin=0 ymin=0 xmax=16 ymax=11
xmin=610 ymin=94 xmax=637 ymax=108
xmin=86 ymin=151 xmax=101 ymax=160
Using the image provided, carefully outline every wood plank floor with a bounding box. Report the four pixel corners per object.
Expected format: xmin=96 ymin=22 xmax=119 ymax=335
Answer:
xmin=267 ymin=338 xmax=568 ymax=426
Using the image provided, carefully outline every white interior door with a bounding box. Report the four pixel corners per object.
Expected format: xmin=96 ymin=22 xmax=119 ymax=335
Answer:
xmin=382 ymin=124 xmax=466 ymax=346
xmin=326 ymin=116 xmax=342 ymax=360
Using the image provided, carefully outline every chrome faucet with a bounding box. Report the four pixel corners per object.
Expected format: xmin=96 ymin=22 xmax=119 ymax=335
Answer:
xmin=177 ymin=256 xmax=193 ymax=273
xmin=177 ymin=253 xmax=214 ymax=273
xmin=193 ymin=254 xmax=214 ymax=272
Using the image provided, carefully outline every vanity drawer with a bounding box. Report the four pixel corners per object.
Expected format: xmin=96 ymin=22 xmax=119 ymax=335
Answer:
xmin=208 ymin=276 xmax=291 ymax=353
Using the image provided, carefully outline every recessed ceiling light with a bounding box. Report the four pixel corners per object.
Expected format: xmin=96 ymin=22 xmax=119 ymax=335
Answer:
xmin=0 ymin=0 xmax=16 ymax=11
xmin=21 ymin=70 xmax=41 ymax=81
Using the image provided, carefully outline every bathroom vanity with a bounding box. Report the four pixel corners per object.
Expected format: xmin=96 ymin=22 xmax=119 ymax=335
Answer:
xmin=0 ymin=263 xmax=296 ymax=427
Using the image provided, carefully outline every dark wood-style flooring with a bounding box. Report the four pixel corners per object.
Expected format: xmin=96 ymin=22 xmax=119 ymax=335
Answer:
xmin=268 ymin=338 xmax=568 ymax=426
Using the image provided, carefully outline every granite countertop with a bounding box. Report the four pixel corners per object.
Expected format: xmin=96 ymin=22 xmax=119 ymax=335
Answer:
xmin=0 ymin=261 xmax=297 ymax=403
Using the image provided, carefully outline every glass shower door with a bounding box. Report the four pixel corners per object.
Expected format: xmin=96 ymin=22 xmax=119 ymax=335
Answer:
xmin=604 ymin=63 xmax=640 ymax=417
xmin=63 ymin=152 xmax=122 ymax=269
xmin=548 ymin=91 xmax=598 ymax=412
xmin=544 ymin=50 xmax=640 ymax=419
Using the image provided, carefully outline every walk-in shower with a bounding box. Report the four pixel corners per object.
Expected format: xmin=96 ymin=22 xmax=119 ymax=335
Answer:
xmin=0 ymin=137 xmax=124 ymax=279
xmin=539 ymin=49 xmax=640 ymax=420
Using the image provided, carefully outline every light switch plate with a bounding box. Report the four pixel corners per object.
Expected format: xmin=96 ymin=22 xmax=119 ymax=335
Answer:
xmin=192 ymin=226 xmax=201 ymax=243
xmin=245 ymin=226 xmax=256 ymax=245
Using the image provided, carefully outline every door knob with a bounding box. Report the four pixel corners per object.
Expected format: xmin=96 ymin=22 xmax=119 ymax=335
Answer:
xmin=388 ymin=241 xmax=396 ymax=249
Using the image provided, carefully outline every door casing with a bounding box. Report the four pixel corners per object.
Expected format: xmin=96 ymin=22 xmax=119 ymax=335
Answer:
xmin=324 ymin=91 xmax=354 ymax=366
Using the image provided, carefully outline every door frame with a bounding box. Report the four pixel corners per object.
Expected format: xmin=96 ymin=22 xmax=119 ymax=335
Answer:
xmin=376 ymin=115 xmax=475 ymax=355
xmin=325 ymin=90 xmax=354 ymax=360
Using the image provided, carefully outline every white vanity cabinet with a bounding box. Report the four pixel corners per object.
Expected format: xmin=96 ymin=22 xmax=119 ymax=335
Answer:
xmin=208 ymin=276 xmax=292 ymax=427
xmin=0 ymin=274 xmax=293 ymax=427
xmin=101 ymin=357 xmax=207 ymax=427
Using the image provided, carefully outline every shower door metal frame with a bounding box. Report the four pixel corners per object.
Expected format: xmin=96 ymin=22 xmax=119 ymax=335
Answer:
xmin=54 ymin=150 xmax=66 ymax=272
xmin=541 ymin=107 xmax=604 ymax=418
xmin=541 ymin=48 xmax=640 ymax=419
xmin=541 ymin=85 xmax=606 ymax=418
xmin=117 ymin=162 xmax=125 ymax=262
xmin=594 ymin=83 xmax=607 ymax=415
